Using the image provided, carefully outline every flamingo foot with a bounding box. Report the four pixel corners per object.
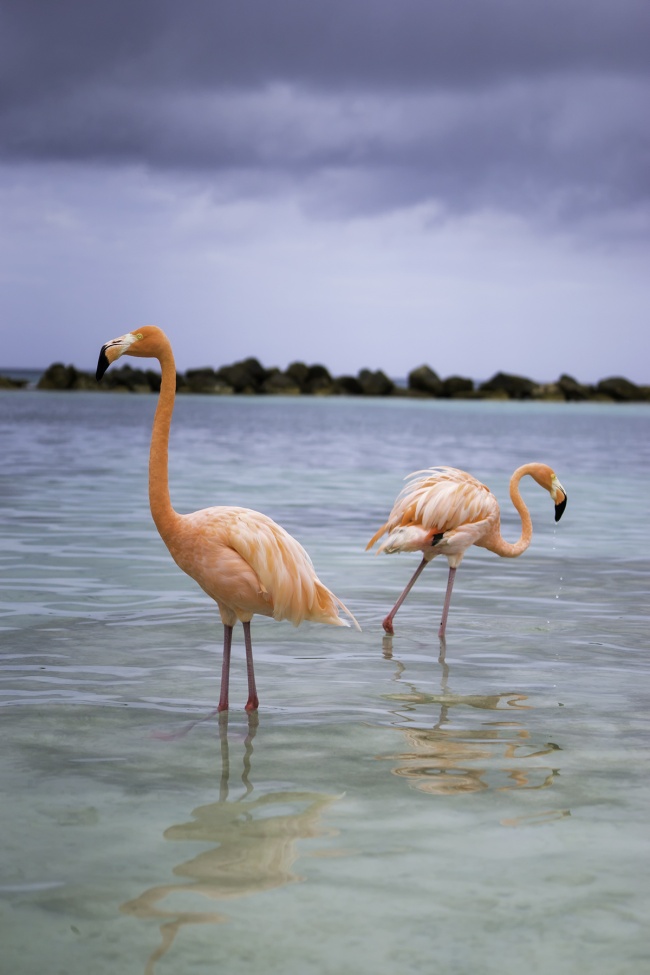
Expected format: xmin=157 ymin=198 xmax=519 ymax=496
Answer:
xmin=382 ymin=615 xmax=395 ymax=634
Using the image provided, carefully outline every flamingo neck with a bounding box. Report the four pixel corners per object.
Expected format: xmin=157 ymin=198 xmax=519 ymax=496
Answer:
xmin=149 ymin=340 xmax=182 ymax=542
xmin=484 ymin=465 xmax=535 ymax=559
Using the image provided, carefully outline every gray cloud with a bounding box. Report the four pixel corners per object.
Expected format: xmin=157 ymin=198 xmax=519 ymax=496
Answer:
xmin=2 ymin=0 xmax=649 ymax=230
xmin=2 ymin=0 xmax=648 ymax=95
xmin=1 ymin=0 xmax=649 ymax=385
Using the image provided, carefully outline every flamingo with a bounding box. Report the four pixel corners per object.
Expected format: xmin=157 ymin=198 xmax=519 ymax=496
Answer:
xmin=367 ymin=465 xmax=567 ymax=639
xmin=96 ymin=326 xmax=359 ymax=712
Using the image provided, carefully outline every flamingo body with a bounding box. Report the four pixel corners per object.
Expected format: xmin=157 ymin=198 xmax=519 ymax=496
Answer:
xmin=97 ymin=326 xmax=358 ymax=712
xmin=368 ymin=465 xmax=567 ymax=638
xmin=168 ymin=505 xmax=355 ymax=629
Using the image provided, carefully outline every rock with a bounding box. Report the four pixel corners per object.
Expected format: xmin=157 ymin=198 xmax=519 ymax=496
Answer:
xmin=595 ymin=376 xmax=644 ymax=402
xmin=0 ymin=375 xmax=29 ymax=389
xmin=99 ymin=364 xmax=158 ymax=393
xmin=331 ymin=375 xmax=364 ymax=395
xmin=216 ymin=357 xmax=268 ymax=393
xmin=260 ymin=370 xmax=302 ymax=395
xmin=443 ymin=375 xmax=474 ymax=398
xmin=408 ymin=365 xmax=443 ymax=397
xmin=305 ymin=364 xmax=333 ymax=395
xmin=72 ymin=372 xmax=99 ymax=390
xmin=32 ymin=359 xmax=649 ymax=403
xmin=478 ymin=372 xmax=536 ymax=399
xmin=184 ymin=367 xmax=233 ymax=395
xmin=37 ymin=363 xmax=76 ymax=390
xmin=531 ymin=382 xmax=565 ymax=401
xmin=37 ymin=363 xmax=95 ymax=390
xmin=286 ymin=361 xmax=310 ymax=390
xmin=283 ymin=362 xmax=334 ymax=394
xmin=557 ymin=374 xmax=591 ymax=401
xmin=357 ymin=368 xmax=395 ymax=396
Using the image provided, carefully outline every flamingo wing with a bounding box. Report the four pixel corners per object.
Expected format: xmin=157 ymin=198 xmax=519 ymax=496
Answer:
xmin=368 ymin=467 xmax=496 ymax=549
xmin=222 ymin=508 xmax=358 ymax=628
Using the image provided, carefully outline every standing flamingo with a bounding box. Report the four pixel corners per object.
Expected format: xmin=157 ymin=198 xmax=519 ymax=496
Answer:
xmin=96 ymin=326 xmax=359 ymax=712
xmin=367 ymin=465 xmax=567 ymax=638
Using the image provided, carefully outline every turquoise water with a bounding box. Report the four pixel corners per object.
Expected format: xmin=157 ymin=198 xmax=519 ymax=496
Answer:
xmin=1 ymin=391 xmax=649 ymax=974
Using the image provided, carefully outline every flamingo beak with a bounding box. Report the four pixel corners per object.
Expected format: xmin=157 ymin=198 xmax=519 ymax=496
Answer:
xmin=96 ymin=332 xmax=139 ymax=381
xmin=96 ymin=344 xmax=112 ymax=381
xmin=550 ymin=475 xmax=567 ymax=522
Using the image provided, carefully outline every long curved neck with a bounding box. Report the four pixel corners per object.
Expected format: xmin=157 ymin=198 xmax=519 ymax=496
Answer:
xmin=149 ymin=341 xmax=182 ymax=542
xmin=484 ymin=465 xmax=535 ymax=559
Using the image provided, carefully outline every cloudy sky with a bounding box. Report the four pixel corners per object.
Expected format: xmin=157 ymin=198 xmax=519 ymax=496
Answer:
xmin=1 ymin=0 xmax=649 ymax=382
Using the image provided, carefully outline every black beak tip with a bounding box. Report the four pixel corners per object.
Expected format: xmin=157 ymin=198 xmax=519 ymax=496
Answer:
xmin=96 ymin=348 xmax=110 ymax=382
xmin=555 ymin=496 xmax=567 ymax=522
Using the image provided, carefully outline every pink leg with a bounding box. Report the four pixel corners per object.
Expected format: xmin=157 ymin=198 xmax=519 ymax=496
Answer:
xmin=383 ymin=557 xmax=429 ymax=633
xmin=438 ymin=566 xmax=457 ymax=640
xmin=218 ymin=624 xmax=233 ymax=712
xmin=243 ymin=621 xmax=259 ymax=712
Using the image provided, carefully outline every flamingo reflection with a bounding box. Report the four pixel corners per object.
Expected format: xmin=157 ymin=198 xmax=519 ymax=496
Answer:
xmin=378 ymin=637 xmax=562 ymax=798
xmin=121 ymin=714 xmax=343 ymax=974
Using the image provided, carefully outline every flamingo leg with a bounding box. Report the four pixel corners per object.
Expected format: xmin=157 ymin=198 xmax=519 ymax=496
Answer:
xmin=382 ymin=556 xmax=429 ymax=634
xmin=438 ymin=566 xmax=457 ymax=640
xmin=217 ymin=624 xmax=233 ymax=712
xmin=243 ymin=621 xmax=259 ymax=712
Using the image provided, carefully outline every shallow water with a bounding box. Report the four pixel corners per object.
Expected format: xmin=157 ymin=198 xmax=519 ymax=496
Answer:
xmin=1 ymin=391 xmax=649 ymax=974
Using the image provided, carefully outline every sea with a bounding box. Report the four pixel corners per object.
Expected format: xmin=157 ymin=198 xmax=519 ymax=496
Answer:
xmin=1 ymin=388 xmax=649 ymax=975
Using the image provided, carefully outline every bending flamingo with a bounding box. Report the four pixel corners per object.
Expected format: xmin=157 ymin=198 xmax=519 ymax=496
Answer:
xmin=96 ymin=326 xmax=359 ymax=712
xmin=367 ymin=465 xmax=567 ymax=638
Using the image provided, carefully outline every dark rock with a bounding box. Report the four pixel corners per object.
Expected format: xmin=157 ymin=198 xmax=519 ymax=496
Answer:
xmin=531 ymin=382 xmax=565 ymax=401
xmin=216 ymin=357 xmax=268 ymax=393
xmin=185 ymin=367 xmax=216 ymax=392
xmin=557 ymin=374 xmax=591 ymax=401
xmin=408 ymin=364 xmax=443 ymax=397
xmin=304 ymin=366 xmax=331 ymax=395
xmin=305 ymin=364 xmax=333 ymax=394
xmin=37 ymin=363 xmax=95 ymax=390
xmin=286 ymin=361 xmax=310 ymax=390
xmin=0 ymin=375 xmax=29 ymax=389
xmin=99 ymin=364 xmax=156 ymax=393
xmin=442 ymin=375 xmax=474 ymax=398
xmin=184 ymin=367 xmax=233 ymax=395
xmin=595 ymin=376 xmax=643 ymax=402
xmin=261 ymin=369 xmax=301 ymax=395
xmin=37 ymin=363 xmax=76 ymax=390
xmin=72 ymin=372 xmax=98 ymax=390
xmin=478 ymin=372 xmax=536 ymax=399
xmin=357 ymin=368 xmax=395 ymax=396
xmin=307 ymin=364 xmax=332 ymax=382
xmin=145 ymin=370 xmax=162 ymax=392
xmin=331 ymin=375 xmax=364 ymax=395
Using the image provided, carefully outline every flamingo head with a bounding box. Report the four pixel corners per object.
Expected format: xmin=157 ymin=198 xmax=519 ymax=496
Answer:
xmin=96 ymin=326 xmax=165 ymax=380
xmin=528 ymin=464 xmax=567 ymax=522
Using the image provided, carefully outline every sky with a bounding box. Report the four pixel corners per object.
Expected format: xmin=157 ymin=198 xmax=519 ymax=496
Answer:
xmin=1 ymin=0 xmax=649 ymax=383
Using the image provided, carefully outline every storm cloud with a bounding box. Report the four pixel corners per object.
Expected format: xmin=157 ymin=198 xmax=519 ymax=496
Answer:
xmin=3 ymin=0 xmax=648 ymax=222
xmin=1 ymin=0 xmax=649 ymax=379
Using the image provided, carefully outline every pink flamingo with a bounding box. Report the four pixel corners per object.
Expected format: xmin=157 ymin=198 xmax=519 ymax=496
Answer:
xmin=367 ymin=465 xmax=567 ymax=638
xmin=97 ymin=326 xmax=359 ymax=712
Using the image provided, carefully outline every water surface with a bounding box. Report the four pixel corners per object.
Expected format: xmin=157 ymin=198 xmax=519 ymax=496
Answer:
xmin=1 ymin=391 xmax=649 ymax=974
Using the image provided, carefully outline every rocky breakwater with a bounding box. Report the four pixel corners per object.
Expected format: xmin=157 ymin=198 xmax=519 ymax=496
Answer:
xmin=0 ymin=359 xmax=646 ymax=402
xmin=31 ymin=357 xmax=400 ymax=397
